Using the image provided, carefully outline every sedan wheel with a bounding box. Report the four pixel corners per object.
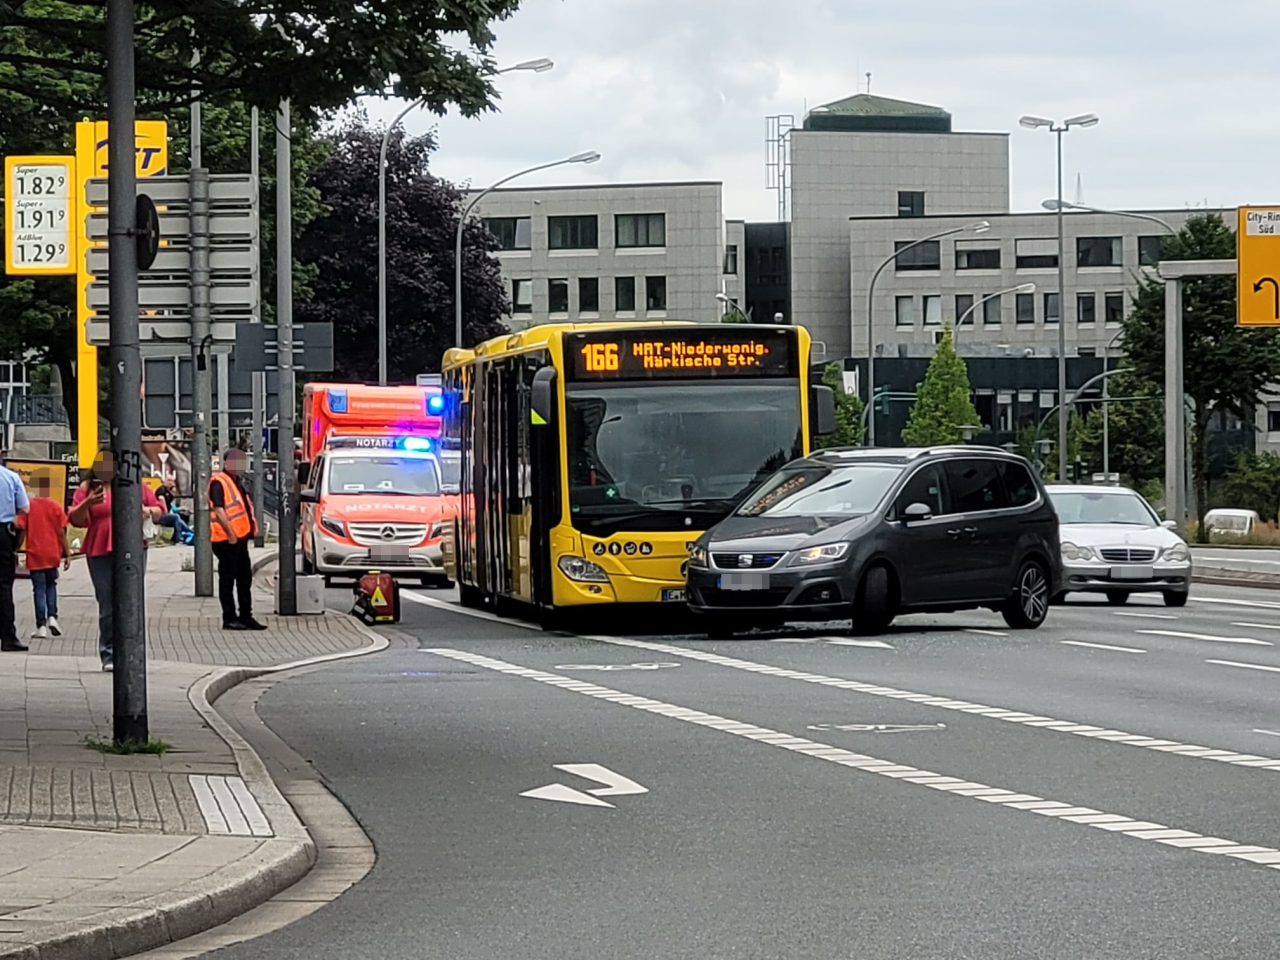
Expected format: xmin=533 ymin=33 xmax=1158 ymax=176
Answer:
xmin=1106 ymin=591 xmax=1130 ymax=606
xmin=1163 ymin=590 xmax=1189 ymax=608
xmin=1002 ymin=559 xmax=1049 ymax=629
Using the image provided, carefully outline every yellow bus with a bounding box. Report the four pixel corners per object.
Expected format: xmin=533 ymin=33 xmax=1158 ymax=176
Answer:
xmin=440 ymin=322 xmax=834 ymax=623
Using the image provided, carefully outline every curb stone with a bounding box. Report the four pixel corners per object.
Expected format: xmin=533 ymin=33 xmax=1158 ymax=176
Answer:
xmin=0 ymin=614 xmax=389 ymax=960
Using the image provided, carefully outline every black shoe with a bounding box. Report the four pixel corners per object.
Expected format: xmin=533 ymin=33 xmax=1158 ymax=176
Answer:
xmin=240 ymin=617 xmax=268 ymax=631
xmin=223 ymin=620 xmax=249 ymax=631
xmin=1 ymin=640 xmax=28 ymax=652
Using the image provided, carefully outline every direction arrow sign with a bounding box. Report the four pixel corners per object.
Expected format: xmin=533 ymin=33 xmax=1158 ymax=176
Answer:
xmin=85 ymin=174 xmax=255 ymax=207
xmin=88 ymin=278 xmax=258 ymax=311
xmin=86 ymin=318 xmax=241 ymax=345
xmin=86 ymin=209 xmax=257 ymax=242
xmin=1237 ymin=206 xmax=1280 ymax=326
xmin=85 ymin=244 xmax=257 ymax=275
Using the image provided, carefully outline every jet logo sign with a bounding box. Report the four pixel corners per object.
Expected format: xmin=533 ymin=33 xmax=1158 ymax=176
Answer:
xmin=93 ymin=139 xmax=165 ymax=175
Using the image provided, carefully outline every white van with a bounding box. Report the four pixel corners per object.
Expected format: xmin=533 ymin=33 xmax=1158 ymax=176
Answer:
xmin=1203 ymin=508 xmax=1261 ymax=538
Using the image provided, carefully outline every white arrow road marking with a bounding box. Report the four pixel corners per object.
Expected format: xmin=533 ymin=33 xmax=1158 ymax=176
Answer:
xmin=520 ymin=783 xmax=615 ymax=807
xmin=825 ymin=638 xmax=895 ymax=648
xmin=1137 ymin=629 xmax=1273 ymax=646
xmin=554 ymin=763 xmax=648 ymax=797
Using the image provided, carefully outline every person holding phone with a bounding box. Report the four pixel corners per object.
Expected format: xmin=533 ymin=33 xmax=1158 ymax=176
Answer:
xmin=69 ymin=452 xmax=163 ymax=672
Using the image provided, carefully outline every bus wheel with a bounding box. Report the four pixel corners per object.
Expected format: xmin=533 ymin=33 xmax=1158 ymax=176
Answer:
xmin=459 ymin=583 xmax=486 ymax=609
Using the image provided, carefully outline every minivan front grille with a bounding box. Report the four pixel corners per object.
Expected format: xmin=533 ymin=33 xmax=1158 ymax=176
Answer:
xmin=348 ymin=522 xmax=429 ymax=546
xmin=713 ymin=553 xmax=784 ymax=570
xmin=1099 ymin=548 xmax=1156 ymax=563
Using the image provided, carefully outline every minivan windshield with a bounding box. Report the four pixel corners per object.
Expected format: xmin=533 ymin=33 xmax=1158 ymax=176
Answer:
xmin=738 ymin=463 xmax=905 ymax=518
xmin=325 ymin=456 xmax=440 ymax=496
xmin=1050 ymin=490 xmax=1157 ymax=526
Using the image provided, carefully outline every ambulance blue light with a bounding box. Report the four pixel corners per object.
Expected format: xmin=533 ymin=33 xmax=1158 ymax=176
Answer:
xmin=426 ymin=395 xmax=445 ymax=414
xmin=401 ymin=436 xmax=432 ymax=452
xmin=329 ymin=389 xmax=348 ymax=413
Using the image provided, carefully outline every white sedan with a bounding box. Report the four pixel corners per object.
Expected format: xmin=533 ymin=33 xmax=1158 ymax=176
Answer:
xmin=1045 ymin=484 xmax=1191 ymax=607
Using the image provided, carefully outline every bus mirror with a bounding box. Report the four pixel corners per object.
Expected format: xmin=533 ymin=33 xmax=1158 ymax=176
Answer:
xmin=531 ymin=367 xmax=557 ymax=427
xmin=811 ymin=385 xmax=836 ymax=437
xmin=296 ymin=461 xmax=311 ymax=488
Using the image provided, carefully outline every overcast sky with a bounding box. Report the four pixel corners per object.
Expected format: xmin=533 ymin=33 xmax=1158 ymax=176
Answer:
xmin=365 ymin=0 xmax=1278 ymax=222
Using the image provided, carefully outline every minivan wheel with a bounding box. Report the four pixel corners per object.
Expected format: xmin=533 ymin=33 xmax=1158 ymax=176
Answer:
xmin=1105 ymin=591 xmax=1130 ymax=606
xmin=1001 ymin=559 xmax=1050 ymax=629
xmin=852 ymin=564 xmax=895 ymax=635
xmin=1163 ymin=590 xmax=1189 ymax=608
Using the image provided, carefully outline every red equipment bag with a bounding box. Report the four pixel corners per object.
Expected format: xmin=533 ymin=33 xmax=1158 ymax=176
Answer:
xmin=352 ymin=570 xmax=400 ymax=625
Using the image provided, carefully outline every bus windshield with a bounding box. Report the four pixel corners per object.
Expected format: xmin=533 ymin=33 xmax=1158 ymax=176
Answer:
xmin=325 ymin=456 xmax=440 ymax=496
xmin=565 ymin=383 xmax=802 ymax=534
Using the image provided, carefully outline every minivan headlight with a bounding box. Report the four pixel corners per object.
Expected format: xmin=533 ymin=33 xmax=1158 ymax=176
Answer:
xmin=689 ymin=544 xmax=708 ymax=566
xmin=790 ymin=543 xmax=850 ymax=565
xmin=1061 ymin=541 xmax=1095 ymax=562
xmin=558 ymin=556 xmax=610 ymax=583
xmin=1163 ymin=543 xmax=1190 ymax=562
xmin=319 ymin=514 xmax=346 ymax=538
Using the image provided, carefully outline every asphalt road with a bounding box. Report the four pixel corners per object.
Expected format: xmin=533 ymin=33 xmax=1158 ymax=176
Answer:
xmin=196 ymin=581 xmax=1280 ymax=959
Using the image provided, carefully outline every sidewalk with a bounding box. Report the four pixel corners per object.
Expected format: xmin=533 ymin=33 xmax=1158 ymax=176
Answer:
xmin=0 ymin=544 xmax=382 ymax=959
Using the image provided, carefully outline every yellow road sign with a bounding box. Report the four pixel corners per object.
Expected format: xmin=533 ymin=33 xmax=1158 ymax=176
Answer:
xmin=4 ymin=156 xmax=75 ymax=276
xmin=1237 ymin=206 xmax=1280 ymax=326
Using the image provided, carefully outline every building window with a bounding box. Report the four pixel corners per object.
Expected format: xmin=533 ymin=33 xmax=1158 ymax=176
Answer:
xmin=955 ymin=242 xmax=1001 ymax=270
xmin=1078 ymin=293 xmax=1096 ymax=325
xmin=894 ymin=240 xmax=941 ymax=271
xmin=1044 ymin=292 xmax=1060 ymax=324
xmin=615 ymin=276 xmax=636 ymax=312
xmin=895 ymin=295 xmax=915 ymax=327
xmin=1016 ymin=292 xmax=1035 ymax=324
xmin=923 ymin=295 xmax=942 ymax=326
xmin=724 ymin=244 xmax=738 ymax=274
xmin=616 ymin=213 xmax=665 ymax=248
xmin=1268 ymin=401 xmax=1280 ymax=432
xmin=1015 ymin=238 xmax=1058 ymax=269
xmin=983 ymin=293 xmax=1002 ymax=324
xmin=645 ymin=276 xmax=667 ymax=312
xmin=1077 ymin=347 xmax=1097 ymax=358
xmin=578 ymin=277 xmax=599 ymax=313
xmin=484 ymin=217 xmax=531 ymax=251
xmin=512 ymin=279 xmax=532 ymax=314
xmin=955 ymin=294 xmax=975 ymax=327
xmin=1105 ymin=292 xmax=1124 ymax=323
xmin=897 ymin=190 xmax=925 ymax=218
xmin=548 ymin=215 xmax=598 ymax=250
xmin=548 ymin=278 xmax=569 ymax=314
xmin=1077 ymin=236 xmax=1122 ymax=268
xmin=1138 ymin=235 xmax=1165 ymax=267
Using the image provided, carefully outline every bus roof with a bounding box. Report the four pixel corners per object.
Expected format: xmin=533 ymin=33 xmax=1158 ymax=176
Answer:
xmin=444 ymin=321 xmax=698 ymax=370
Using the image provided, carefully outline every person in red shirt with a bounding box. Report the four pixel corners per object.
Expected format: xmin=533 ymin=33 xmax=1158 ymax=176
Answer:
xmin=17 ymin=469 xmax=70 ymax=640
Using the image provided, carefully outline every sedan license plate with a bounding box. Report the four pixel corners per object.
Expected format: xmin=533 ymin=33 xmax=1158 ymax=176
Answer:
xmin=719 ymin=573 xmax=768 ymax=591
xmin=662 ymin=589 xmax=686 ymax=602
xmin=1111 ymin=565 xmax=1154 ymax=580
xmin=368 ymin=546 xmax=408 ymax=562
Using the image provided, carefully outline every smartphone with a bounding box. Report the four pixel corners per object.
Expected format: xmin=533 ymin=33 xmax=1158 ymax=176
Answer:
xmin=89 ymin=478 xmax=104 ymax=492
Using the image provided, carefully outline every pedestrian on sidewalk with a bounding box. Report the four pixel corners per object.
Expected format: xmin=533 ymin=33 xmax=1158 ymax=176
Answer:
xmin=0 ymin=454 xmax=29 ymax=652
xmin=68 ymin=452 xmax=164 ymax=671
xmin=16 ymin=469 xmax=70 ymax=640
xmin=210 ymin=449 xmax=266 ymax=631
xmin=155 ymin=482 xmax=194 ymax=544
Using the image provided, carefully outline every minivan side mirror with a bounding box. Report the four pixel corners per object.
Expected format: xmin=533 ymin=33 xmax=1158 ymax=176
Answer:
xmin=296 ymin=461 xmax=311 ymax=488
xmin=902 ymin=502 xmax=933 ymax=523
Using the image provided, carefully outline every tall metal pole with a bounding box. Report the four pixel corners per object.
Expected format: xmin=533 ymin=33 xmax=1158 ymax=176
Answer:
xmin=276 ymin=99 xmax=297 ymax=615
xmin=1055 ymin=127 xmax=1068 ymax=481
xmin=106 ymin=0 xmax=147 ymax=741
xmin=188 ymin=47 xmax=213 ymax=596
xmin=1164 ymin=279 xmax=1184 ymax=529
xmin=251 ymin=371 xmax=265 ymax=548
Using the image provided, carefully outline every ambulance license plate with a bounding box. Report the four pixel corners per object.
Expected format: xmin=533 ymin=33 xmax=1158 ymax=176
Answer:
xmin=368 ymin=546 xmax=408 ymax=562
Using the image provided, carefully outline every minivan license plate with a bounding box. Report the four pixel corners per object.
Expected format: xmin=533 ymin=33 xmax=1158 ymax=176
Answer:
xmin=1111 ymin=565 xmax=1154 ymax=580
xmin=719 ymin=573 xmax=768 ymax=591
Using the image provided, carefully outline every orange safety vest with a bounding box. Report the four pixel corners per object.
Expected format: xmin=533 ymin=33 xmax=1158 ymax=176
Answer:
xmin=209 ymin=472 xmax=257 ymax=542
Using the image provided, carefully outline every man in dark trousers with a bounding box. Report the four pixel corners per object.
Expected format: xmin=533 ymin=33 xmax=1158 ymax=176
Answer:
xmin=209 ymin=449 xmax=266 ymax=631
xmin=0 ymin=454 xmax=29 ymax=651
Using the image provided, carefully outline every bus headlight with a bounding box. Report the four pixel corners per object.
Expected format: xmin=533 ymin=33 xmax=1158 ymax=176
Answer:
xmin=558 ymin=556 xmax=610 ymax=583
xmin=319 ymin=514 xmax=346 ymax=538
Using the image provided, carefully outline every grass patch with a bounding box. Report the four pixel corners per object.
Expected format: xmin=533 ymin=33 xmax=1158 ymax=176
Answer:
xmin=83 ymin=735 xmax=173 ymax=756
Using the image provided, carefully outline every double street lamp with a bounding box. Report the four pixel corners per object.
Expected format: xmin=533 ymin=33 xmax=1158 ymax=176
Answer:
xmin=1018 ymin=112 xmax=1099 ymax=479
xmin=454 ymin=151 xmax=602 ymax=348
xmin=377 ymin=57 xmax=554 ymax=384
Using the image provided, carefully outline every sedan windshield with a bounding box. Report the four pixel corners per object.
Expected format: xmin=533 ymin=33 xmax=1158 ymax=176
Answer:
xmin=326 ymin=456 xmax=440 ymax=496
xmin=1050 ymin=491 xmax=1157 ymax=526
xmin=739 ymin=464 xmax=904 ymax=518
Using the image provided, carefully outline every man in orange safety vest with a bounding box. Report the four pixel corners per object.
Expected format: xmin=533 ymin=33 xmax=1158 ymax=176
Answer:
xmin=209 ymin=448 xmax=266 ymax=631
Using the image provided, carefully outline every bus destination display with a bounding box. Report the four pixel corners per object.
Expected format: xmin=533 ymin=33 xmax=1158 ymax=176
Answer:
xmin=569 ymin=329 xmax=794 ymax=380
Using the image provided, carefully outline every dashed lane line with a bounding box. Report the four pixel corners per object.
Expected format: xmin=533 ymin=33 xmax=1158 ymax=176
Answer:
xmin=964 ymin=629 xmax=1009 ymax=637
xmin=1207 ymin=659 xmax=1280 ymax=675
xmin=1232 ymin=622 xmax=1280 ymax=632
xmin=425 ymin=647 xmax=1280 ymax=874
xmin=582 ymin=634 xmax=1280 ymax=776
xmin=1112 ymin=612 xmax=1178 ymax=621
xmin=1193 ymin=597 xmax=1280 ymax=611
xmin=1136 ymin=629 xmax=1273 ymax=647
xmin=1060 ymin=640 xmax=1147 ymax=654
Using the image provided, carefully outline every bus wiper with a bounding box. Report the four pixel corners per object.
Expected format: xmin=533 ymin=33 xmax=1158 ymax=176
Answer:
xmin=643 ymin=498 xmax=738 ymax=508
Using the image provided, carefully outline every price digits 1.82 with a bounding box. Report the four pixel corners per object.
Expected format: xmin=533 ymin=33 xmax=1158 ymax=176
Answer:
xmin=17 ymin=242 xmax=67 ymax=264
xmin=16 ymin=173 xmax=65 ymax=195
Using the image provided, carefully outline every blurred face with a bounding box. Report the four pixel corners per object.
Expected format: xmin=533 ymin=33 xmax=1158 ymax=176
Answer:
xmin=33 ymin=475 xmax=50 ymax=497
xmin=93 ymin=452 xmax=114 ymax=482
xmin=224 ymin=450 xmax=246 ymax=475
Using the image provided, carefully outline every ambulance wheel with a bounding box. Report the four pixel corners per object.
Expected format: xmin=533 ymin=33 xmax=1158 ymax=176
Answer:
xmin=420 ymin=575 xmax=453 ymax=589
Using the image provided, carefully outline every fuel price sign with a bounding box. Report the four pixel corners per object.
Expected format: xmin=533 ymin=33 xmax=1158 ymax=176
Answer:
xmin=5 ymin=156 xmax=74 ymax=275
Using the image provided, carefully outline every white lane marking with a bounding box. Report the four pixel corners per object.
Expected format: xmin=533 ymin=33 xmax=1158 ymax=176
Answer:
xmin=1060 ymin=640 xmax=1147 ymax=654
xmin=1255 ymin=729 xmax=1280 ymax=738
xmin=771 ymin=638 xmax=818 ymax=643
xmin=1137 ymin=629 xmax=1273 ymax=646
xmin=555 ymin=763 xmax=648 ymax=797
xmin=1233 ymin=622 xmax=1280 ymax=632
xmin=427 ymin=647 xmax=1280 ymax=875
xmin=964 ymin=629 xmax=1008 ymax=637
xmin=401 ymin=589 xmax=541 ymax=630
xmin=1207 ymin=659 xmax=1280 ymax=675
xmin=1197 ymin=555 xmax=1280 ymax=566
xmin=520 ymin=783 xmax=614 ymax=807
xmin=1193 ymin=597 xmax=1280 ymax=611
xmin=1113 ymin=612 xmax=1178 ymax=621
xmin=555 ymin=663 xmax=680 ymax=672
xmin=582 ymin=635 xmax=1280 ymax=774
xmin=825 ymin=638 xmax=895 ymax=648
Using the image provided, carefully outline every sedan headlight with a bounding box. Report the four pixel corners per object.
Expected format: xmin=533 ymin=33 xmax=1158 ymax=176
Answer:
xmin=1061 ymin=541 xmax=1096 ymax=562
xmin=1163 ymin=543 xmax=1190 ymax=562
xmin=558 ymin=556 xmax=610 ymax=583
xmin=689 ymin=544 xmax=708 ymax=567
xmin=790 ymin=543 xmax=850 ymax=566
xmin=319 ymin=514 xmax=346 ymax=538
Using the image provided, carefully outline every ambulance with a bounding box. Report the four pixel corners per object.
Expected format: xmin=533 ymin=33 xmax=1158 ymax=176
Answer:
xmin=298 ymin=384 xmax=452 ymax=586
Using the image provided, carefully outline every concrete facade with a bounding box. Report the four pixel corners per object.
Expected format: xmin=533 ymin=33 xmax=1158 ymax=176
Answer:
xmin=467 ymin=181 xmax=724 ymax=328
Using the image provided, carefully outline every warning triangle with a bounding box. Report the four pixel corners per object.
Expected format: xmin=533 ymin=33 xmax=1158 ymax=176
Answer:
xmin=519 ymin=783 xmax=615 ymax=807
xmin=371 ymin=586 xmax=387 ymax=606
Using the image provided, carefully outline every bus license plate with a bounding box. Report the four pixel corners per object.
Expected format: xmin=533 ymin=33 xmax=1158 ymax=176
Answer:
xmin=719 ymin=573 xmax=768 ymax=590
xmin=1111 ymin=565 xmax=1154 ymax=580
xmin=662 ymin=589 xmax=686 ymax=602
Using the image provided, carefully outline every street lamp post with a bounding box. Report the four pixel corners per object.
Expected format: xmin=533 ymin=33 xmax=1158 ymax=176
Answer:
xmin=864 ymin=220 xmax=990 ymax=445
xmin=377 ymin=58 xmax=553 ymax=384
xmin=1019 ymin=112 xmax=1099 ymax=480
xmin=953 ymin=282 xmax=1036 ymax=345
xmin=454 ymin=151 xmax=601 ymax=348
xmin=1101 ymin=327 xmax=1125 ymax=483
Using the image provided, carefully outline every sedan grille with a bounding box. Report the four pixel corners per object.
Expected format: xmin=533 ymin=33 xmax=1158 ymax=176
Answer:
xmin=1099 ymin=548 xmax=1156 ymax=563
xmin=348 ymin=522 xmax=429 ymax=546
xmin=712 ymin=553 xmax=784 ymax=570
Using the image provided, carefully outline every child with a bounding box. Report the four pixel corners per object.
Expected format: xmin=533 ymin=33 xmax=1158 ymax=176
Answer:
xmin=17 ymin=470 xmax=70 ymax=639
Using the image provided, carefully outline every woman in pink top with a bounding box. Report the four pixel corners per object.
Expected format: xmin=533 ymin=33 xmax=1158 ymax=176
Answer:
xmin=68 ymin=451 xmax=162 ymax=672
